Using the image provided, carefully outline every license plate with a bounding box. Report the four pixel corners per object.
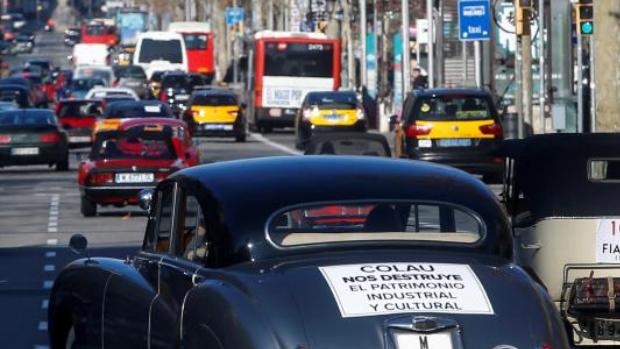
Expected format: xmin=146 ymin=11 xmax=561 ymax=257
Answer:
xmin=437 ymin=139 xmax=472 ymax=147
xmin=175 ymin=94 xmax=189 ymax=101
xmin=325 ymin=114 xmax=344 ymax=121
xmin=115 ymin=173 xmax=154 ymax=184
xmin=202 ymin=124 xmax=233 ymax=131
xmin=418 ymin=139 xmax=432 ymax=148
xmin=587 ymin=318 xmax=620 ymax=340
xmin=69 ymin=136 xmax=91 ymax=143
xmin=393 ymin=332 xmax=454 ymax=349
xmin=11 ymin=147 xmax=39 ymax=155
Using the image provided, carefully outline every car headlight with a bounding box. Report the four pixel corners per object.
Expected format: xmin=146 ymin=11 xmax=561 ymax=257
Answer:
xmin=356 ymin=108 xmax=366 ymax=120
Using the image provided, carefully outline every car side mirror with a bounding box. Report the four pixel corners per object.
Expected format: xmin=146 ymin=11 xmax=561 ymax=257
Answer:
xmin=240 ymin=102 xmax=247 ymax=109
xmin=138 ymin=188 xmax=154 ymax=212
xmin=69 ymin=233 xmax=88 ymax=255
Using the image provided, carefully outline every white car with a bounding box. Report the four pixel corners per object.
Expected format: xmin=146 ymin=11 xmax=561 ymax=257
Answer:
xmin=74 ymin=65 xmax=115 ymax=87
xmin=71 ymin=44 xmax=110 ymax=67
xmin=85 ymin=87 xmax=139 ymax=101
xmin=134 ymin=31 xmax=188 ymax=79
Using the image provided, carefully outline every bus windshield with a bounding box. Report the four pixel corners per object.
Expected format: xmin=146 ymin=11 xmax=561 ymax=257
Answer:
xmin=264 ymin=42 xmax=334 ymax=78
xmin=183 ymin=34 xmax=207 ymax=50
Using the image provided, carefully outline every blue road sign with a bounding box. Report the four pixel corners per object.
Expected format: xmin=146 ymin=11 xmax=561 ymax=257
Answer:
xmin=226 ymin=7 xmax=245 ymax=26
xmin=458 ymin=0 xmax=491 ymax=41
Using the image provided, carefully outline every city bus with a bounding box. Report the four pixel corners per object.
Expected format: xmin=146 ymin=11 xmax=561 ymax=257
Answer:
xmin=248 ymin=31 xmax=341 ymax=132
xmin=168 ymin=22 xmax=215 ymax=84
xmin=81 ymin=19 xmax=118 ymax=47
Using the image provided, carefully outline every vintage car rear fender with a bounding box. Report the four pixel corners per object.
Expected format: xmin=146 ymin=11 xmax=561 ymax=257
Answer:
xmin=181 ymin=278 xmax=301 ymax=349
xmin=183 ymin=252 xmax=568 ymax=348
xmin=49 ymin=257 xmax=154 ymax=348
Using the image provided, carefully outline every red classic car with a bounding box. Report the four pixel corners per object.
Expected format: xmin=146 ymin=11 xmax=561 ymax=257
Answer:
xmin=78 ymin=118 xmax=199 ymax=216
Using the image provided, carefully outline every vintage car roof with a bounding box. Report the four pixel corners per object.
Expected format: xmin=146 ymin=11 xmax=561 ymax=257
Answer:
xmin=304 ymin=132 xmax=391 ymax=157
xmin=410 ymin=88 xmax=492 ymax=98
xmin=175 ymin=156 xmax=512 ymax=263
xmin=500 ymin=133 xmax=620 ymax=219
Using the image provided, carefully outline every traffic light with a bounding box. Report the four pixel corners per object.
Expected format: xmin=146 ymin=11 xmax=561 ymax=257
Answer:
xmin=576 ymin=0 xmax=594 ymax=36
xmin=514 ymin=0 xmax=532 ymax=35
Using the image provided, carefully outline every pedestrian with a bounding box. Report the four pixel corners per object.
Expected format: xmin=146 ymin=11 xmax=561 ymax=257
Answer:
xmin=412 ymin=67 xmax=428 ymax=90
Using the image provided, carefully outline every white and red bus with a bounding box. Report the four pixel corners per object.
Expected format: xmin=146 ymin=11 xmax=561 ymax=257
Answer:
xmin=249 ymin=31 xmax=341 ymax=132
xmin=168 ymin=22 xmax=215 ymax=84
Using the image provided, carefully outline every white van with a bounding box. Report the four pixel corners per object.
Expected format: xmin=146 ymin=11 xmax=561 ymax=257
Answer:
xmin=71 ymin=44 xmax=109 ymax=67
xmin=133 ymin=31 xmax=188 ymax=78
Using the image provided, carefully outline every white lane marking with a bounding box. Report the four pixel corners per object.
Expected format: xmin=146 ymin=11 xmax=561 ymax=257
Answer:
xmin=45 ymin=251 xmax=56 ymax=258
xmin=43 ymin=280 xmax=54 ymax=289
xmin=44 ymin=265 xmax=56 ymax=272
xmin=48 ymin=194 xmax=60 ymax=233
xmin=37 ymin=321 xmax=48 ymax=331
xmin=250 ymin=133 xmax=302 ymax=155
xmin=42 ymin=299 xmax=49 ymax=309
xmin=46 ymin=239 xmax=58 ymax=245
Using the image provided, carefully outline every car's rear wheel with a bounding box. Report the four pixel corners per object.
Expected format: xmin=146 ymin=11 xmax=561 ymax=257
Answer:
xmin=56 ymin=156 xmax=69 ymax=171
xmin=80 ymin=196 xmax=97 ymax=217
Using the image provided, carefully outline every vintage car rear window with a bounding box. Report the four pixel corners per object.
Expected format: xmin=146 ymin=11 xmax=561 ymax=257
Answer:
xmin=268 ymin=201 xmax=484 ymax=247
xmin=411 ymin=96 xmax=492 ymax=122
xmin=92 ymin=132 xmax=175 ymax=160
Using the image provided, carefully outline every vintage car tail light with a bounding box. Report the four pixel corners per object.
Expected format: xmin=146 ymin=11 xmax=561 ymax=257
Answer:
xmin=405 ymin=124 xmax=432 ymax=138
xmin=39 ymin=133 xmax=61 ymax=143
xmin=479 ymin=123 xmax=503 ymax=136
xmin=160 ymin=92 xmax=169 ymax=102
xmin=0 ymin=135 xmax=11 ymax=143
xmin=155 ymin=171 xmax=170 ymax=181
xmin=87 ymin=172 xmax=114 ymax=185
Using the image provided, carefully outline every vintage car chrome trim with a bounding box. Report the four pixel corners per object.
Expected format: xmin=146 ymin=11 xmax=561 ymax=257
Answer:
xmin=264 ymin=199 xmax=487 ymax=251
xmin=384 ymin=315 xmax=465 ymax=349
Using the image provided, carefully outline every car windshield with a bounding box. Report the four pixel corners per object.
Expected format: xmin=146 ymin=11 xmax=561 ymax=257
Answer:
xmin=72 ymin=78 xmax=105 ymax=91
xmin=138 ymin=39 xmax=183 ymax=64
xmin=268 ymin=201 xmax=483 ymax=247
xmin=307 ymin=92 xmax=357 ymax=109
xmin=162 ymin=75 xmax=188 ymax=89
xmin=58 ymin=101 xmax=102 ymax=118
xmin=77 ymin=69 xmax=112 ymax=84
xmin=192 ymin=94 xmax=236 ymax=106
xmin=86 ymin=25 xmax=109 ymax=36
xmin=104 ymin=103 xmax=171 ymax=119
xmin=92 ymin=132 xmax=175 ymax=160
xmin=183 ymin=33 xmax=207 ymax=50
xmin=411 ymin=96 xmax=493 ymax=121
xmin=115 ymin=66 xmax=146 ymax=79
xmin=0 ymin=111 xmax=55 ymax=126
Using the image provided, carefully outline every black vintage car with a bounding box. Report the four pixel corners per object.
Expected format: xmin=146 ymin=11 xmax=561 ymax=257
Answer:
xmin=0 ymin=109 xmax=69 ymax=170
xmin=49 ymin=157 xmax=569 ymax=348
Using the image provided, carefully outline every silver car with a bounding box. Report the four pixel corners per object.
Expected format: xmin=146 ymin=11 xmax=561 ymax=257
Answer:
xmin=112 ymin=65 xmax=148 ymax=99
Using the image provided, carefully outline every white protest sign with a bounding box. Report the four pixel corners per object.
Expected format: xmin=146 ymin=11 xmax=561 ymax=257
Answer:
xmin=596 ymin=219 xmax=620 ymax=263
xmin=319 ymin=263 xmax=494 ymax=318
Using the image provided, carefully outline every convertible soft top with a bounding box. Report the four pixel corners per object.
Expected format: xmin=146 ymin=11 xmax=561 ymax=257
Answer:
xmin=175 ymin=156 xmax=511 ymax=262
xmin=500 ymin=133 xmax=620 ymax=219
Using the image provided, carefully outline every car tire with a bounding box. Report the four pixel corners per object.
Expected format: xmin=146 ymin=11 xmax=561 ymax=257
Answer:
xmin=235 ymin=134 xmax=246 ymax=143
xmin=56 ymin=157 xmax=69 ymax=171
xmin=80 ymin=196 xmax=97 ymax=217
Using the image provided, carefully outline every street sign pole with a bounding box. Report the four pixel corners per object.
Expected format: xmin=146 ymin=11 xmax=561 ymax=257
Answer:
xmin=360 ymin=0 xmax=367 ymax=87
xmin=402 ymin=0 xmax=411 ymax=95
xmin=426 ymin=0 xmax=434 ymax=88
xmin=576 ymin=33 xmax=583 ymax=133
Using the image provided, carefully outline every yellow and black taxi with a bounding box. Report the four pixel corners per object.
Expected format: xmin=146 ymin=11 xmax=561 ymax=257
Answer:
xmin=394 ymin=88 xmax=504 ymax=182
xmin=183 ymin=89 xmax=246 ymax=142
xmin=295 ymin=90 xmax=367 ymax=149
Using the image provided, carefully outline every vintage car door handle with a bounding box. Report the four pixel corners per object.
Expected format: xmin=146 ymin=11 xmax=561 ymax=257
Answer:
xmin=521 ymin=242 xmax=542 ymax=250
